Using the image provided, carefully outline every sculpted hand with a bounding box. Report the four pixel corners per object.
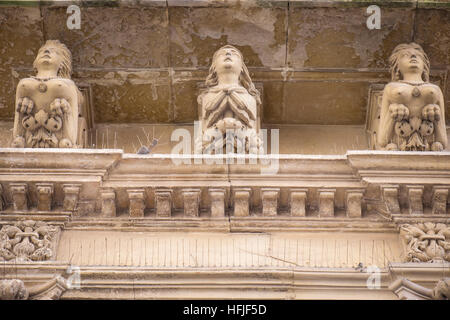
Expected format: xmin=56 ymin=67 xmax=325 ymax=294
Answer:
xmin=422 ymin=104 xmax=440 ymax=122
xmin=50 ymin=98 xmax=71 ymax=117
xmin=16 ymin=97 xmax=34 ymax=114
xmin=389 ymin=103 xmax=409 ymax=121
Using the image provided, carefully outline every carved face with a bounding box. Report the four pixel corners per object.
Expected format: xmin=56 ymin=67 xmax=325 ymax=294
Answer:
xmin=213 ymin=46 xmax=243 ymax=76
xmin=397 ymin=48 xmax=425 ymax=77
xmin=33 ymin=44 xmax=64 ymax=72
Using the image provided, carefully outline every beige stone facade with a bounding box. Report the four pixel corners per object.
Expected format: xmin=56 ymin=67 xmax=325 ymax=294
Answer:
xmin=0 ymin=0 xmax=449 ymax=300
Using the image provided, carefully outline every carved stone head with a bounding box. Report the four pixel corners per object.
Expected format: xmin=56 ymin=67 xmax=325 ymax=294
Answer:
xmin=389 ymin=42 xmax=430 ymax=82
xmin=33 ymin=40 xmax=72 ymax=79
xmin=205 ymin=45 xmax=261 ymax=105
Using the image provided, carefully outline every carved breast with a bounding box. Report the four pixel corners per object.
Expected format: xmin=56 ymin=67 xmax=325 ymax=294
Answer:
xmin=19 ymin=78 xmax=76 ymax=113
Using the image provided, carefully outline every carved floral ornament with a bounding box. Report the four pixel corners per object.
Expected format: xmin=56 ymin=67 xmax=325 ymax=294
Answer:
xmin=0 ymin=220 xmax=60 ymax=262
xmin=399 ymin=222 xmax=450 ymax=262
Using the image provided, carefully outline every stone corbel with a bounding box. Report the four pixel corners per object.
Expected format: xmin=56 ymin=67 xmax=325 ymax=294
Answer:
xmin=345 ymin=189 xmax=365 ymax=218
xmin=406 ymin=185 xmax=424 ymax=215
xmin=289 ymin=188 xmax=308 ymax=217
xmin=0 ymin=277 xmax=68 ymax=300
xmin=390 ymin=277 xmax=449 ymax=300
xmin=155 ymin=188 xmax=172 ymax=217
xmin=10 ymin=183 xmax=28 ymax=211
xmin=233 ymin=187 xmax=252 ymax=217
xmin=261 ymin=188 xmax=280 ymax=216
xmin=182 ymin=188 xmax=201 ymax=217
xmin=100 ymin=188 xmax=116 ymax=217
xmin=36 ymin=183 xmax=54 ymax=211
xmin=209 ymin=188 xmax=226 ymax=217
xmin=431 ymin=186 xmax=449 ymax=215
xmin=127 ymin=189 xmax=145 ymax=217
xmin=381 ymin=184 xmax=400 ymax=215
xmin=318 ymin=188 xmax=335 ymax=217
xmin=62 ymin=184 xmax=81 ymax=212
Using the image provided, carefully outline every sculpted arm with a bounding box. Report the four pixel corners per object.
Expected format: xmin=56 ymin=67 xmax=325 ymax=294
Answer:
xmin=434 ymin=89 xmax=447 ymax=149
xmin=12 ymin=80 xmax=30 ymax=141
xmin=377 ymin=84 xmax=395 ymax=149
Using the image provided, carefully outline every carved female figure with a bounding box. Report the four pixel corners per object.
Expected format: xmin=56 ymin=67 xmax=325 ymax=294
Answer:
xmin=377 ymin=43 xmax=447 ymax=151
xmin=11 ymin=40 xmax=82 ymax=148
xmin=196 ymin=45 xmax=262 ymax=154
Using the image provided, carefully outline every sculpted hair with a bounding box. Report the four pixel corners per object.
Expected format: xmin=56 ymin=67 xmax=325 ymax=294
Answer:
xmin=389 ymin=42 xmax=430 ymax=82
xmin=33 ymin=40 xmax=72 ymax=79
xmin=205 ymin=45 xmax=261 ymax=105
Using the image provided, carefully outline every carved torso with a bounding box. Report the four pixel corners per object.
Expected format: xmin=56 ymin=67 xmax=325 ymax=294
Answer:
xmin=13 ymin=77 xmax=79 ymax=148
xmin=200 ymin=85 xmax=257 ymax=132
xmin=386 ymin=82 xmax=440 ymax=117
xmin=18 ymin=78 xmax=77 ymax=113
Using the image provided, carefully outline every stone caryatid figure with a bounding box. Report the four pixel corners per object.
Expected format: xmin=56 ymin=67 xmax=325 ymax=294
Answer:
xmin=377 ymin=43 xmax=447 ymax=151
xmin=11 ymin=40 xmax=83 ymax=148
xmin=195 ymin=45 xmax=262 ymax=154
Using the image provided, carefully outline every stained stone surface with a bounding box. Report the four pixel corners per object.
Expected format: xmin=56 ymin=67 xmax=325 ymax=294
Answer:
xmin=0 ymin=1 xmax=449 ymax=138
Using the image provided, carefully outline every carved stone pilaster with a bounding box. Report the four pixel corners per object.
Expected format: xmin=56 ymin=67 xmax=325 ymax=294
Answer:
xmin=101 ymin=188 xmax=116 ymax=217
xmin=346 ymin=189 xmax=365 ymax=218
xmin=382 ymin=185 xmax=400 ymax=215
xmin=261 ymin=188 xmax=279 ymax=216
xmin=407 ymin=185 xmax=424 ymax=215
xmin=127 ymin=189 xmax=145 ymax=218
xmin=318 ymin=188 xmax=335 ymax=217
xmin=182 ymin=188 xmax=201 ymax=217
xmin=155 ymin=188 xmax=172 ymax=217
xmin=432 ymin=186 xmax=448 ymax=215
xmin=209 ymin=188 xmax=225 ymax=217
xmin=289 ymin=188 xmax=307 ymax=217
xmin=36 ymin=183 xmax=54 ymax=211
xmin=10 ymin=183 xmax=28 ymax=211
xmin=62 ymin=184 xmax=81 ymax=212
xmin=233 ymin=188 xmax=251 ymax=217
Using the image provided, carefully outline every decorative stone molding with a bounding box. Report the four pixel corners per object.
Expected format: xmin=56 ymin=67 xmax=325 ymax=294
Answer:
xmin=345 ymin=189 xmax=365 ymax=218
xmin=0 ymin=279 xmax=28 ymax=300
xmin=127 ymin=189 xmax=145 ymax=217
xmin=407 ymin=185 xmax=424 ymax=215
xmin=399 ymin=223 xmax=450 ymax=262
xmin=209 ymin=188 xmax=226 ymax=217
xmin=261 ymin=188 xmax=280 ymax=216
xmin=431 ymin=186 xmax=449 ymax=215
xmin=0 ymin=220 xmax=60 ymax=261
xmin=62 ymin=184 xmax=81 ymax=212
xmin=318 ymin=188 xmax=335 ymax=217
xmin=233 ymin=188 xmax=251 ymax=217
xmin=390 ymin=277 xmax=449 ymax=300
xmin=0 ymin=277 xmax=68 ymax=300
xmin=11 ymin=40 xmax=88 ymax=149
xmin=155 ymin=188 xmax=172 ymax=217
xmin=10 ymin=183 xmax=28 ymax=211
xmin=101 ymin=188 xmax=116 ymax=217
xmin=36 ymin=183 xmax=54 ymax=211
xmin=377 ymin=43 xmax=447 ymax=151
xmin=0 ymin=184 xmax=4 ymax=211
xmin=182 ymin=188 xmax=201 ymax=217
xmin=289 ymin=188 xmax=308 ymax=217
xmin=195 ymin=45 xmax=262 ymax=154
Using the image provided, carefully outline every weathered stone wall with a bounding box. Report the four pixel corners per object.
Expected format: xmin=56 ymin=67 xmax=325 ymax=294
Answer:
xmin=0 ymin=1 xmax=449 ymax=152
